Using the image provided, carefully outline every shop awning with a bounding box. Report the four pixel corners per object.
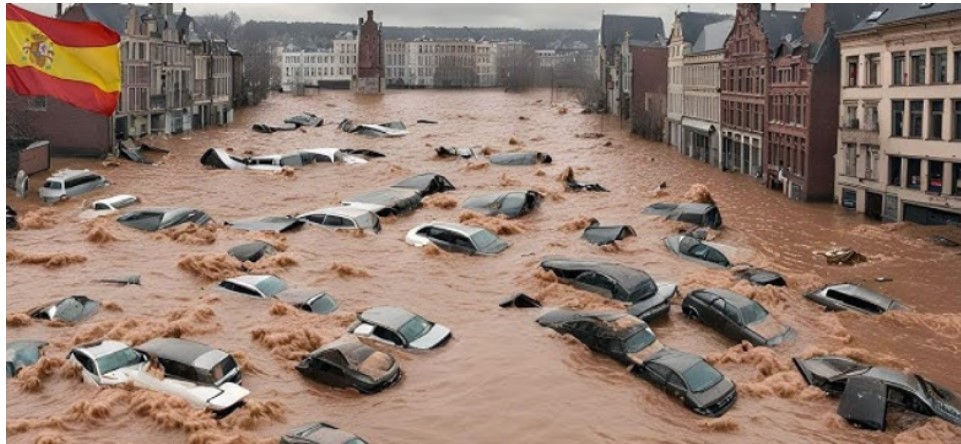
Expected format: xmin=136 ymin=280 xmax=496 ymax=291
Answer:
xmin=681 ymin=118 xmax=716 ymax=134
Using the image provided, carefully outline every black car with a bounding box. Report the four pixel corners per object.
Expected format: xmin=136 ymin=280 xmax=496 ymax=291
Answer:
xmin=296 ymin=337 xmax=401 ymax=394
xmin=664 ymin=235 xmax=731 ymax=268
xmin=535 ymin=309 xmax=663 ymax=366
xmin=280 ymin=422 xmax=369 ymax=444
xmin=803 ymin=284 xmax=906 ymax=315
xmin=343 ymin=188 xmax=423 ymax=217
xmin=227 ymin=241 xmax=277 ymax=263
xmin=733 ymin=267 xmax=787 ymax=287
xmin=540 ymin=259 xmax=677 ymax=322
xmin=462 ymin=190 xmax=542 ymax=219
xmin=117 ymin=207 xmax=211 ymax=232
xmin=634 ymin=348 xmax=738 ymax=417
xmin=681 ymin=288 xmax=795 ymax=347
xmin=794 ymin=355 xmax=961 ymax=430
xmin=643 ymin=202 xmax=722 ymax=229
xmin=391 ymin=173 xmax=455 ymax=196
xmin=581 ymin=223 xmax=636 ymax=246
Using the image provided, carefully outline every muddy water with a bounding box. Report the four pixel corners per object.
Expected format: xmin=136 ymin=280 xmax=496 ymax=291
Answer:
xmin=7 ymin=89 xmax=961 ymax=443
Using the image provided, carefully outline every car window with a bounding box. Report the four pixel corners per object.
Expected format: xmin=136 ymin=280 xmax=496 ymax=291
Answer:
xmin=501 ymin=193 xmax=526 ymax=211
xmin=721 ymin=303 xmax=741 ymax=324
xmin=304 ymin=214 xmax=326 ymax=225
xmin=64 ymin=177 xmax=81 ymax=188
xmin=706 ymin=248 xmax=728 ymax=265
xmin=740 ymin=302 xmax=768 ymax=325
xmin=427 ymin=227 xmax=452 ymax=242
xmin=646 ymin=362 xmax=671 ymax=380
xmin=624 ymin=328 xmax=657 ymax=353
xmin=577 ymin=272 xmax=614 ymax=292
xmin=71 ymin=352 xmax=97 ymax=374
xmin=254 ymin=277 xmax=288 ymax=296
xmin=42 ymin=180 xmax=62 ymax=190
xmin=308 ymin=295 xmax=337 ymax=313
xmin=94 ymin=203 xmax=110 ymax=210
xmin=373 ymin=326 xmax=405 ymax=345
xmin=162 ymin=358 xmax=197 ymax=381
xmin=677 ymin=212 xmax=703 ymax=225
xmin=398 ymin=316 xmax=432 ymax=343
xmin=469 ymin=230 xmax=499 ymax=250
xmin=450 ymin=233 xmax=474 ymax=249
xmin=688 ymin=245 xmax=709 ymax=259
xmin=319 ymin=349 xmax=349 ymax=368
xmin=667 ymin=371 xmax=687 ymax=390
xmin=682 ymin=361 xmax=723 ymax=393
xmin=324 ymin=215 xmax=348 ymax=227
xmin=209 ymin=356 xmax=238 ymax=384
xmin=416 ymin=226 xmax=432 ymax=236
xmin=95 ymin=347 xmax=143 ymax=375
xmin=826 ymin=290 xmax=885 ymax=314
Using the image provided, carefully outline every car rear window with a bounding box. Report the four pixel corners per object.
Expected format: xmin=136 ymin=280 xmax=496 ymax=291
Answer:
xmin=470 ymin=230 xmax=498 ymax=249
xmin=826 ymin=290 xmax=886 ymax=314
xmin=682 ymin=361 xmax=723 ymax=393
xmin=42 ymin=180 xmax=62 ymax=190
xmin=255 ymin=277 xmax=288 ymax=296
xmin=309 ymin=295 xmax=337 ymax=314
xmin=624 ymin=328 xmax=657 ymax=353
xmin=208 ymin=356 xmax=238 ymax=385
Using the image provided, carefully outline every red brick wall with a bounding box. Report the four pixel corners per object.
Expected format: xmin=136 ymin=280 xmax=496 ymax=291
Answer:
xmin=801 ymin=4 xmax=827 ymax=44
xmin=7 ymin=91 xmax=111 ymax=158
xmin=357 ymin=10 xmax=383 ymax=78
xmin=631 ymin=45 xmax=668 ymax=139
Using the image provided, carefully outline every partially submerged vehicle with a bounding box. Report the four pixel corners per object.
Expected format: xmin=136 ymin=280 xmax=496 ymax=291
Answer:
xmin=214 ymin=274 xmax=289 ymax=299
xmin=279 ymin=290 xmax=339 ymax=315
xmin=634 ymin=348 xmax=738 ymax=417
xmin=349 ymin=306 xmax=452 ymax=350
xmin=581 ymin=222 xmax=636 ymax=246
xmin=39 ymin=169 xmax=108 ymax=203
xmin=664 ymin=235 xmax=731 ymax=268
xmin=462 ymin=190 xmax=542 ymax=219
xmin=280 ymin=422 xmax=369 ymax=444
xmin=79 ymin=194 xmax=140 ymax=220
xmin=252 ymin=113 xmax=323 ymax=133
xmin=490 ymin=151 xmax=552 ymax=165
xmin=338 ymin=119 xmax=408 ymax=137
xmin=300 ymin=148 xmax=371 ymax=165
xmin=435 ymin=146 xmax=479 ymax=159
xmin=28 ymin=295 xmax=100 ymax=323
xmin=117 ymin=208 xmax=211 ymax=232
xmin=7 ymin=340 xmax=47 ymax=378
xmin=643 ymin=202 xmax=722 ymax=229
xmin=536 ymin=309 xmax=663 ymax=366
xmin=391 ymin=173 xmax=455 ymax=196
xmin=406 ymin=221 xmax=509 ymax=256
xmin=733 ymin=266 xmax=787 ymax=287
xmin=224 ymin=216 xmax=304 ymax=233
xmin=804 ymin=284 xmax=906 ymax=315
xmin=794 ymin=355 xmax=961 ymax=430
xmin=136 ymin=338 xmax=244 ymax=386
xmin=298 ymin=207 xmax=381 ymax=232
xmin=681 ymin=288 xmax=795 ymax=347
xmin=200 ymin=148 xmax=249 ymax=170
xmin=7 ymin=205 xmax=16 ymax=229
xmin=117 ymin=139 xmax=168 ymax=164
xmin=498 ymin=293 xmax=543 ymax=308
xmin=540 ymin=259 xmax=677 ymax=322
xmin=201 ymin=148 xmax=370 ymax=171
xmin=296 ymin=336 xmax=402 ymax=394
xmin=343 ymin=188 xmax=422 ymax=217
xmin=227 ymin=241 xmax=277 ymax=263
xmin=68 ymin=340 xmax=248 ymax=414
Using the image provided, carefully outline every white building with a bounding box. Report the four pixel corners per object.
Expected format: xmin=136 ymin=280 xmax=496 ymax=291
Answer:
xmin=682 ymin=18 xmax=733 ymax=168
xmin=279 ymin=31 xmax=357 ymax=91
xmin=384 ymin=39 xmax=406 ymax=85
xmin=476 ymin=40 xmax=495 ymax=87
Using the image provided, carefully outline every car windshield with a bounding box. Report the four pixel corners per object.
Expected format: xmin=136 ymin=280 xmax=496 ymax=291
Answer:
xmin=208 ymin=356 xmax=238 ymax=384
xmin=398 ymin=316 xmax=432 ymax=342
xmin=919 ymin=376 xmax=961 ymax=412
xmin=354 ymin=213 xmax=375 ymax=229
xmin=470 ymin=230 xmax=499 ymax=249
xmin=740 ymin=302 xmax=769 ymax=325
xmin=624 ymin=328 xmax=657 ymax=353
xmin=95 ymin=347 xmax=143 ymax=375
xmin=42 ymin=180 xmax=62 ymax=190
xmin=309 ymin=295 xmax=337 ymax=313
xmin=682 ymin=361 xmax=724 ymax=393
xmin=255 ymin=277 xmax=288 ymax=296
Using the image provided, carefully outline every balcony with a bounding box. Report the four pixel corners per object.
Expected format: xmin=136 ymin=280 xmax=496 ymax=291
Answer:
xmin=840 ymin=118 xmax=879 ymax=145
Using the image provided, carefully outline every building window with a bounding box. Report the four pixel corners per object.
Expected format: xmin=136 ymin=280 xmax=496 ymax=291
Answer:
xmin=930 ymin=100 xmax=944 ymax=140
xmin=866 ymin=54 xmax=880 ymax=86
xmin=844 ymin=144 xmax=857 ymax=176
xmin=27 ymin=96 xmax=47 ymax=111
xmin=893 ymin=52 xmax=905 ymax=85
xmin=889 ymin=156 xmax=903 ymax=186
xmin=928 ymin=160 xmax=944 ymax=194
xmin=892 ymin=100 xmax=905 ymax=136
xmin=907 ymin=158 xmax=922 ymax=189
xmin=910 ymin=50 xmax=926 ymax=85
xmin=932 ymin=48 xmax=948 ymax=84
xmin=909 ymin=100 xmax=923 ymax=137
xmin=864 ymin=102 xmax=879 ymax=131
xmin=953 ymin=163 xmax=961 ymax=195
xmin=846 ymin=56 xmax=858 ymax=86
xmin=844 ymin=103 xmax=858 ymax=128
xmin=954 ymin=100 xmax=961 ymax=139
xmin=865 ymin=145 xmax=879 ymax=180
xmin=955 ymin=51 xmax=961 ymax=83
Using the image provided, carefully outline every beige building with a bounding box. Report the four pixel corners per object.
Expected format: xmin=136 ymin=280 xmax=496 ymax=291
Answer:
xmin=835 ymin=4 xmax=961 ymax=224
xmin=683 ymin=18 xmax=733 ymax=167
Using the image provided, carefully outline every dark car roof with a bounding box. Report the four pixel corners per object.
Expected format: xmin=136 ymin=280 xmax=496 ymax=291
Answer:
xmin=647 ymin=348 xmax=702 ymax=373
xmin=537 ymin=309 xmax=646 ymax=338
xmin=694 ymin=288 xmax=756 ymax=309
xmin=823 ymin=284 xmax=897 ymax=310
xmin=582 ymin=225 xmax=636 ymax=245
xmin=136 ymin=338 xmax=224 ymax=366
xmin=645 ymin=202 xmax=716 ymax=215
xmin=541 ymin=259 xmax=655 ymax=294
xmin=860 ymin=366 xmax=924 ymax=394
xmin=391 ymin=173 xmax=454 ymax=194
xmin=349 ymin=187 xmax=421 ymax=205
xmin=117 ymin=207 xmax=207 ymax=231
xmin=284 ymin=422 xmax=360 ymax=444
xmin=360 ymin=306 xmax=416 ymax=331
xmin=310 ymin=338 xmax=380 ymax=370
xmin=227 ymin=241 xmax=275 ymax=262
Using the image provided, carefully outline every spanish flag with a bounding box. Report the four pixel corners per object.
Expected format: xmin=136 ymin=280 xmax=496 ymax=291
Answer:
xmin=6 ymin=4 xmax=121 ymax=116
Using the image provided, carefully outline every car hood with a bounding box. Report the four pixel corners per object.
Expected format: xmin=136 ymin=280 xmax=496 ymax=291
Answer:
xmin=690 ymin=376 xmax=735 ymax=409
xmin=478 ymin=238 xmax=509 ymax=255
xmin=793 ymin=356 xmax=868 ymax=389
xmin=408 ymin=324 xmax=452 ymax=350
xmin=748 ymin=316 xmax=794 ymax=345
xmin=626 ymin=282 xmax=676 ymax=319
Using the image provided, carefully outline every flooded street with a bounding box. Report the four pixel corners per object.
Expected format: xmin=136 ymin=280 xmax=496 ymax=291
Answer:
xmin=7 ymin=89 xmax=961 ymax=443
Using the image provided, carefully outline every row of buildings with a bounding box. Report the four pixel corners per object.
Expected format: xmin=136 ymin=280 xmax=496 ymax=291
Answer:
xmin=602 ymin=3 xmax=961 ymax=225
xmin=8 ymin=3 xmax=245 ymax=157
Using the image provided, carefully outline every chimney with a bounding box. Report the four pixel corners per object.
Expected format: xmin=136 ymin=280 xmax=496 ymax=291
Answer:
xmin=56 ymin=3 xmax=62 ymax=17
xmin=771 ymin=3 xmax=776 ymax=11
xmin=367 ymin=10 xmax=374 ymax=21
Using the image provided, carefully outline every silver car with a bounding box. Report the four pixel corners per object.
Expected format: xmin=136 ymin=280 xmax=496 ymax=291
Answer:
xmin=297 ymin=206 xmax=381 ymax=232
xmin=39 ymin=169 xmax=108 ymax=203
xmin=349 ymin=306 xmax=452 ymax=350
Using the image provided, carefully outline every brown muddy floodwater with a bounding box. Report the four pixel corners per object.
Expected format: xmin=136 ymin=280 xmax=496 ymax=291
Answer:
xmin=7 ymin=89 xmax=961 ymax=444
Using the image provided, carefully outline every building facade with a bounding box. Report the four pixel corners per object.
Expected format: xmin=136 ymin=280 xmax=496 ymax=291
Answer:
xmin=835 ymin=4 xmax=961 ymax=224
xmin=385 ymin=39 xmax=407 ymax=86
xmin=721 ymin=4 xmax=803 ymax=180
xmin=279 ymin=32 xmax=358 ymax=92
xmin=681 ymin=19 xmax=734 ymax=166
xmin=599 ymin=14 xmax=664 ymax=115
xmin=629 ymin=42 xmax=668 ymax=141
xmin=354 ymin=10 xmax=385 ymax=94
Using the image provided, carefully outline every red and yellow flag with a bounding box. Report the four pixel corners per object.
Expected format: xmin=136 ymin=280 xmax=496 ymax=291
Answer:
xmin=6 ymin=3 xmax=121 ymax=116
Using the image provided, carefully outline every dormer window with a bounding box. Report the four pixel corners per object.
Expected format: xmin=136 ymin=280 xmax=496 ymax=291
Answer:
xmin=866 ymin=9 xmax=886 ymax=22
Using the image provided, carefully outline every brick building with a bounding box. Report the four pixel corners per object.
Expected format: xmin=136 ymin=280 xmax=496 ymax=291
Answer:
xmin=354 ymin=10 xmax=385 ymax=94
xmin=599 ymin=14 xmax=664 ymax=116
xmin=720 ymin=4 xmax=803 ymax=179
xmin=766 ymin=4 xmax=876 ymax=201
xmin=629 ymin=42 xmax=668 ymax=141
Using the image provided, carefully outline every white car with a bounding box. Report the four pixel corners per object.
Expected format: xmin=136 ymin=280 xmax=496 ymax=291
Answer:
xmin=299 ymin=148 xmax=368 ymax=165
xmin=79 ymin=194 xmax=139 ymax=220
xmin=349 ymin=306 xmax=452 ymax=350
xmin=214 ymin=274 xmax=289 ymax=299
xmin=297 ymin=206 xmax=381 ymax=232
xmin=67 ymin=340 xmax=248 ymax=413
xmin=405 ymin=221 xmax=509 ymax=256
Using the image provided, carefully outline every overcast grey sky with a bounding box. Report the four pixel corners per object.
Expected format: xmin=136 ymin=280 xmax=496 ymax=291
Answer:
xmin=22 ymin=3 xmax=807 ymax=30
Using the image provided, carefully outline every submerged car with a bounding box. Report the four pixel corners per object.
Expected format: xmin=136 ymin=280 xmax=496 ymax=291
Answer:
xmin=67 ymin=340 xmax=248 ymax=413
xmin=342 ymin=188 xmax=423 ymax=217
xmin=297 ymin=207 xmax=381 ymax=232
xmin=136 ymin=338 xmax=243 ymax=386
xmin=215 ymin=275 xmax=337 ymax=313
xmin=280 ymin=422 xmax=369 ymax=444
xmin=227 ymin=241 xmax=277 ymax=263
xmin=490 ymin=151 xmax=553 ymax=165
xmin=634 ymin=348 xmax=738 ymax=417
xmin=117 ymin=207 xmax=211 ymax=232
xmin=39 ymin=169 xmax=108 ymax=203
xmin=7 ymin=340 xmax=47 ymax=378
xmin=296 ymin=336 xmax=402 ymax=394
xmin=733 ymin=266 xmax=787 ymax=287
xmin=535 ymin=309 xmax=663 ymax=366
xmin=224 ymin=216 xmax=304 ymax=233
xmin=280 ymin=290 xmax=339 ymax=315
xmin=391 ymin=173 xmax=455 ymax=196
xmin=7 ymin=205 xmax=16 ymax=229
xmin=349 ymin=306 xmax=452 ymax=350
xmin=664 ymin=235 xmax=731 ymax=268
xmin=681 ymin=288 xmax=794 ymax=347
xmin=79 ymin=194 xmax=140 ymax=220
xmin=28 ymin=295 xmax=100 ymax=323
xmin=794 ymin=355 xmax=961 ymax=430
xmin=406 ymin=221 xmax=509 ymax=256
xmin=581 ymin=223 xmax=636 ymax=246
xmin=462 ymin=190 xmax=542 ymax=219
xmin=643 ymin=202 xmax=722 ymax=229
xmin=539 ymin=259 xmax=678 ymax=322
xmin=804 ymin=284 xmax=906 ymax=315
xmin=338 ymin=119 xmax=408 ymax=137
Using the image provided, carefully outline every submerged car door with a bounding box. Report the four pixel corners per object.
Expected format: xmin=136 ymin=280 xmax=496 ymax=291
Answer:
xmin=425 ymin=228 xmax=458 ymax=252
xmin=716 ymin=300 xmax=746 ymax=340
xmin=665 ymin=370 xmax=688 ymax=401
xmin=314 ymin=351 xmax=352 ymax=388
xmin=572 ymin=272 xmax=616 ymax=300
xmin=642 ymin=361 xmax=671 ymax=388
